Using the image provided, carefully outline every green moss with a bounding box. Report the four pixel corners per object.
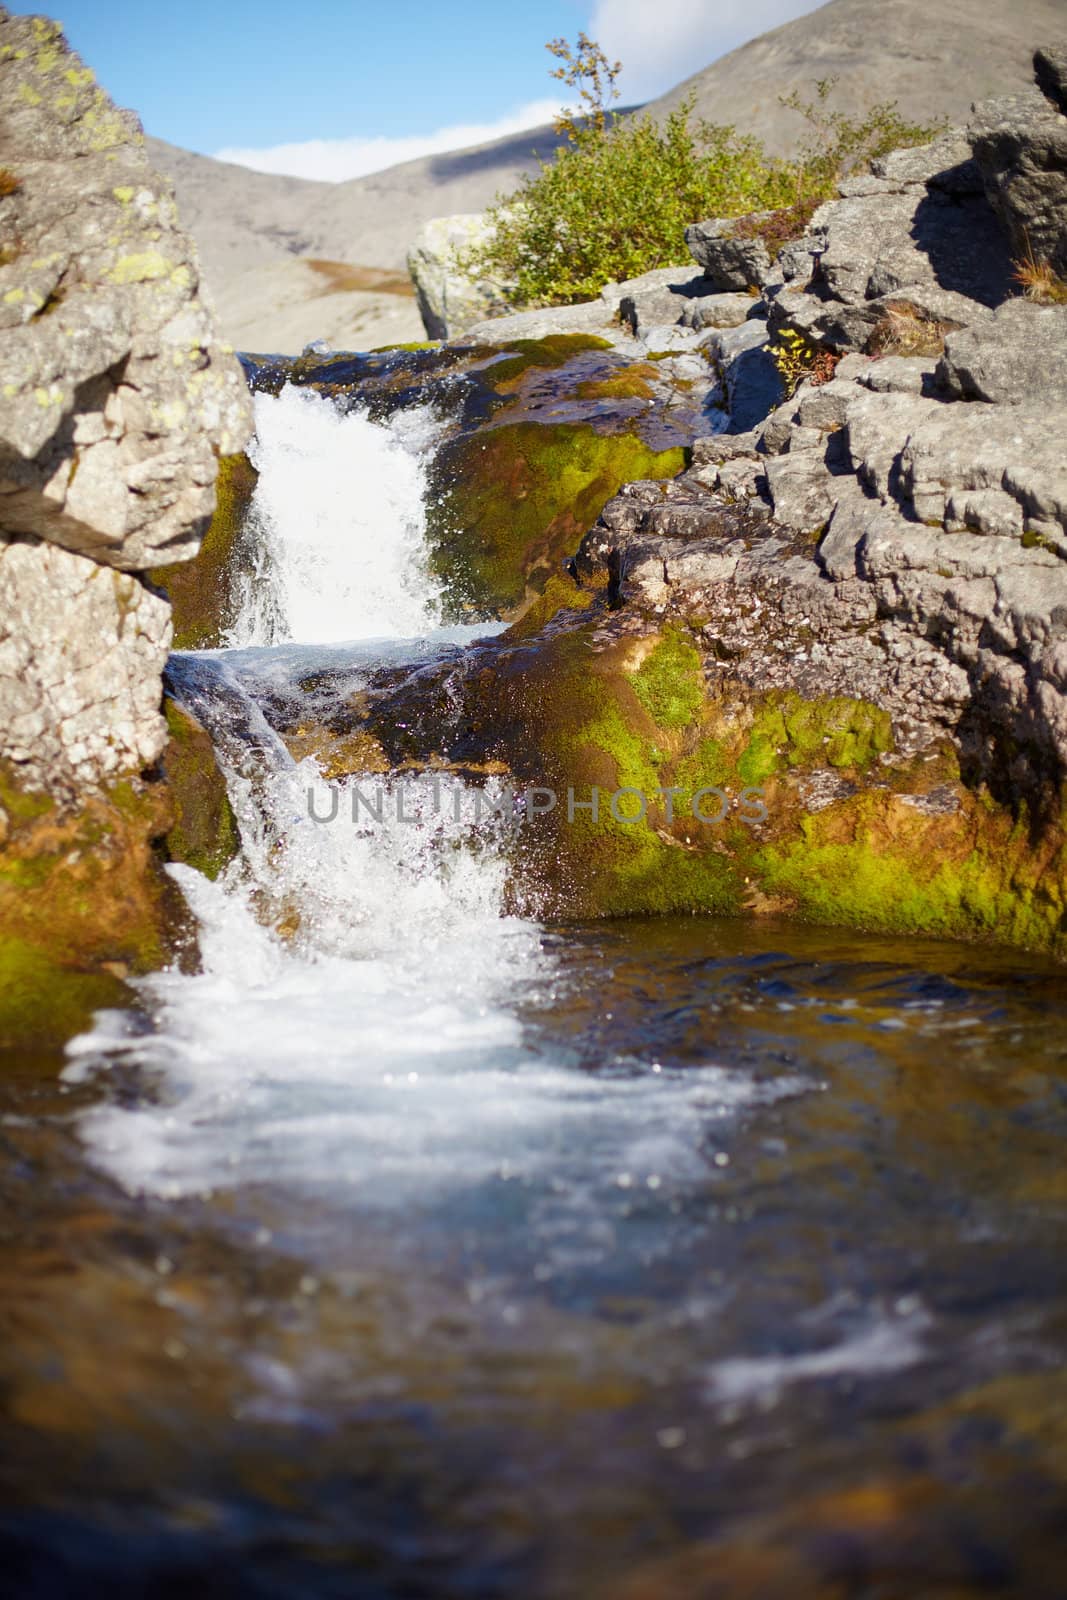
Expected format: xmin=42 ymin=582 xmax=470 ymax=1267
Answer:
xmin=754 ymin=790 xmax=1067 ymax=952
xmin=574 ymin=369 xmax=655 ymax=401
xmin=0 ymin=937 xmax=130 ymax=1052
xmin=149 ymin=453 xmax=257 ymax=648
xmin=505 ymin=572 xmax=593 ymax=641
xmin=628 ymin=627 xmax=704 ymax=731
xmin=479 ymin=333 xmax=614 ymax=388
xmin=369 ymin=340 xmax=441 ymax=353
xmin=162 ymin=700 xmax=239 ymax=880
xmin=737 ymin=692 xmax=893 ymax=783
xmin=428 ymin=422 xmax=685 ymax=616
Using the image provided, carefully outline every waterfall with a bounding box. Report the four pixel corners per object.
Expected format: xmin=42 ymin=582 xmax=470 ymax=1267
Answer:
xmin=229 ymin=384 xmax=443 ymax=647
xmin=64 ymin=381 xmax=797 ymax=1241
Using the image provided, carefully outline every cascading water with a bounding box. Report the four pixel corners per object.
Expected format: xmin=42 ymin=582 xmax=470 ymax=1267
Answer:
xmin=7 ymin=373 xmax=1065 ymax=1600
xmin=228 ymin=385 xmax=443 ymax=647
xmin=65 ymin=384 xmax=798 ymax=1243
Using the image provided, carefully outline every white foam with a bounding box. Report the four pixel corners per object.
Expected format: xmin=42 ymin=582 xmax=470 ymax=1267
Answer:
xmin=705 ymin=1304 xmax=931 ymax=1403
xmin=231 ymin=385 xmax=441 ymax=646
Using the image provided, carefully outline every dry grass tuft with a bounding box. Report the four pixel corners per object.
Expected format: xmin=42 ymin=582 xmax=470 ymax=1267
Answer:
xmin=1012 ymin=247 xmax=1067 ymax=305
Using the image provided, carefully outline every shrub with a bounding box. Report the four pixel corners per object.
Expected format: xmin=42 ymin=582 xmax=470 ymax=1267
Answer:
xmin=471 ymin=41 xmax=940 ymax=308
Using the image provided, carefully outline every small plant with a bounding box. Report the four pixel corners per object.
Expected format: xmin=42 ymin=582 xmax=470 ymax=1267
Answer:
xmin=769 ymin=326 xmax=840 ymax=396
xmin=1012 ymin=239 xmax=1067 ymax=305
xmin=733 ymin=197 xmax=821 ymax=258
xmin=0 ymin=168 xmax=21 ymax=198
xmin=547 ymin=32 xmax=621 ymax=139
xmin=866 ymin=299 xmax=956 ymax=358
xmin=468 ymin=42 xmax=942 ymax=308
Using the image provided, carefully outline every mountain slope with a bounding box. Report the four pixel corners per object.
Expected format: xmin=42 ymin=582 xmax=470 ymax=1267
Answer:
xmin=149 ymin=0 xmax=1065 ymax=350
xmin=642 ymin=0 xmax=1064 ymax=154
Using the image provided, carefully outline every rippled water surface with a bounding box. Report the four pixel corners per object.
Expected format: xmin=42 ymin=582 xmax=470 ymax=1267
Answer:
xmin=3 ymin=920 xmax=1067 ymax=1597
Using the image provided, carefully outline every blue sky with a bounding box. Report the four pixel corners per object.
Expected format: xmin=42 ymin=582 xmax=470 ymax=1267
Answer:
xmin=13 ymin=1 xmax=821 ymax=179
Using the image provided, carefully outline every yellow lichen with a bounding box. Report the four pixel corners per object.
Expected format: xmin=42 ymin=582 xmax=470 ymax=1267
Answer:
xmin=107 ymin=251 xmax=171 ymax=284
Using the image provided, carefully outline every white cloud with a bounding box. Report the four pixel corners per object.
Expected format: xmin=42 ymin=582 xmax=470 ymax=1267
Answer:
xmin=213 ymin=97 xmax=572 ymax=184
xmin=589 ymin=0 xmax=825 ymax=103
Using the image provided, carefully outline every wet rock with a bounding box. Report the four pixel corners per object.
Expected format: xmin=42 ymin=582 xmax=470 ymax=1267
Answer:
xmin=160 ymin=699 xmax=239 ymax=881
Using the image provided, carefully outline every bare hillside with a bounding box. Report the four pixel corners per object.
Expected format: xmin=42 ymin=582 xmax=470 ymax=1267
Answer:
xmin=642 ymin=0 xmax=1064 ymax=154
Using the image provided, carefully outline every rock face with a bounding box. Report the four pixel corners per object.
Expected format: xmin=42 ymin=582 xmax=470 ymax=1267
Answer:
xmin=0 ymin=10 xmax=250 ymax=795
xmin=0 ymin=10 xmax=250 ymax=1046
xmin=970 ymin=48 xmax=1067 ymax=276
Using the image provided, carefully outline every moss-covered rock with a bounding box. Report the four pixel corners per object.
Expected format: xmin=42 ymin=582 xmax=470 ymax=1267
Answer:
xmin=0 ymin=762 xmax=176 ymax=1051
xmin=427 ymin=424 xmax=686 ymax=617
xmin=149 ymin=453 xmax=258 ymax=648
xmin=160 ymin=699 xmax=239 ymax=880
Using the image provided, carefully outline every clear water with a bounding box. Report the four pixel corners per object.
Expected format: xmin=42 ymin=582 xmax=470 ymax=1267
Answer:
xmin=1 ymin=384 xmax=1065 ymax=1598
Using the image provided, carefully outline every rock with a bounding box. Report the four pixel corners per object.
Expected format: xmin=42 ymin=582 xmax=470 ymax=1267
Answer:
xmin=681 ymin=292 xmax=761 ymax=332
xmin=604 ymin=267 xmax=752 ymax=337
xmin=685 ymin=216 xmax=774 ymax=291
xmin=0 ymin=10 xmax=250 ymax=797
xmin=0 ymin=12 xmax=251 ymax=1045
xmin=150 ymin=453 xmax=259 ymax=649
xmin=970 ymin=72 xmax=1067 ymax=276
xmin=766 ymin=130 xmax=1015 ymax=355
xmin=461 ymin=298 xmax=620 ymax=345
xmin=161 ymin=698 xmax=239 ymax=881
xmin=0 ymin=538 xmax=171 ymax=794
xmin=937 ymin=298 xmax=1067 ymax=404
xmin=406 ymin=213 xmax=514 ymax=340
xmin=1035 ymin=44 xmax=1067 ymax=115
xmin=705 ymin=319 xmax=784 ymax=434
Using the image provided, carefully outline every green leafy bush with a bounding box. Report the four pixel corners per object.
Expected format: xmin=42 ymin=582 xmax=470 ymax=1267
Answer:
xmin=471 ymin=39 xmax=940 ymax=307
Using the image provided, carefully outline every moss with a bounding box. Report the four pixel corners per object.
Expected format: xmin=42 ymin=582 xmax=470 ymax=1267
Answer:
xmin=754 ymin=789 xmax=1067 ymax=952
xmin=504 ymin=572 xmax=593 ymax=641
xmin=149 ymin=453 xmax=257 ymax=649
xmin=478 ymin=333 xmax=614 ymax=389
xmin=0 ymin=763 xmax=176 ymax=1052
xmin=427 ymin=422 xmax=685 ymax=617
xmin=369 ymin=340 xmax=440 ymax=353
xmin=161 ymin=700 xmax=239 ymax=880
xmin=0 ymin=937 xmax=130 ymax=1052
xmin=628 ymin=627 xmax=704 ymax=730
xmin=737 ymin=692 xmax=893 ymax=783
xmin=574 ymin=367 xmax=656 ymax=402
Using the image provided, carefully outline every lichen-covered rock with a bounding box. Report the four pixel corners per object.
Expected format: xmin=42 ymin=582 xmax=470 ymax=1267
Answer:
xmin=0 ymin=10 xmax=251 ymax=1046
xmin=0 ymin=14 xmax=250 ymax=571
xmin=0 ymin=10 xmax=250 ymax=801
xmin=970 ymin=51 xmax=1067 ymax=276
xmin=407 ymin=213 xmax=514 ymax=340
xmin=0 ymin=538 xmax=171 ymax=794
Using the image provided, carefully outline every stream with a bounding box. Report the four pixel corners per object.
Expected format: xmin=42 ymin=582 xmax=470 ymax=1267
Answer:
xmin=2 ymin=381 xmax=1066 ymax=1598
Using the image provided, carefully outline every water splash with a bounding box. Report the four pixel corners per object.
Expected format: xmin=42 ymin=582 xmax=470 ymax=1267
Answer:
xmin=230 ymin=385 xmax=442 ymax=646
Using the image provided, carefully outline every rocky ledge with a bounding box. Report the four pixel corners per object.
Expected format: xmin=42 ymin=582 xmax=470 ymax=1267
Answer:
xmin=298 ymin=48 xmax=1067 ymax=956
xmin=0 ymin=10 xmax=249 ymax=1043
